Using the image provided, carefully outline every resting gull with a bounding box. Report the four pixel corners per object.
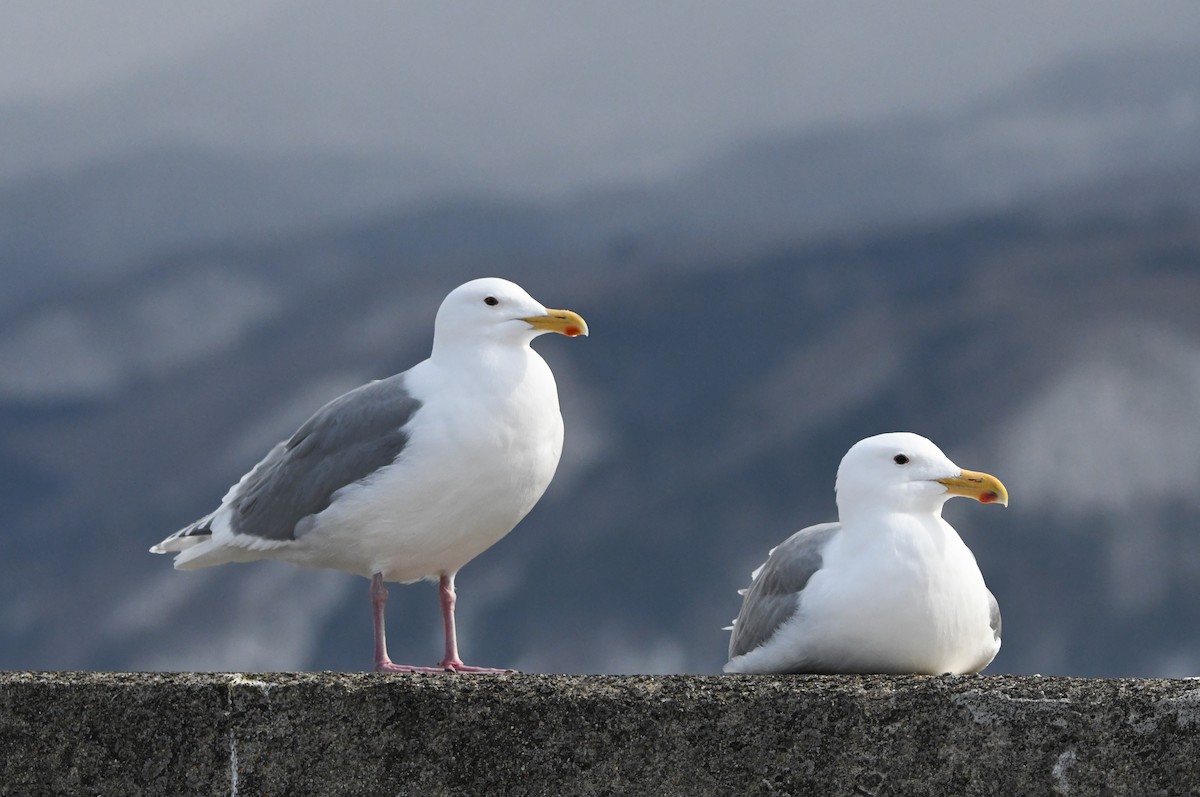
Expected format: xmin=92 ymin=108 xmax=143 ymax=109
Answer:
xmin=725 ymin=432 xmax=1008 ymax=675
xmin=151 ymin=277 xmax=588 ymax=673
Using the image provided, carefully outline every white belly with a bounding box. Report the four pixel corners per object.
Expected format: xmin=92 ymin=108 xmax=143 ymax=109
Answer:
xmin=777 ymin=517 xmax=998 ymax=674
xmin=279 ymin=353 xmax=564 ymax=582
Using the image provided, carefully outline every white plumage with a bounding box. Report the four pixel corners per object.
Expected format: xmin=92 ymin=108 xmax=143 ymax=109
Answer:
xmin=725 ymin=432 xmax=1008 ymax=675
xmin=152 ymin=277 xmax=588 ymax=672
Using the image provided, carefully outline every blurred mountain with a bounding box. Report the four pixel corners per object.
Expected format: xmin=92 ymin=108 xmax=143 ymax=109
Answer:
xmin=2 ymin=167 xmax=1198 ymax=676
xmin=644 ymin=47 xmax=1200 ymax=245
xmin=0 ymin=147 xmax=465 ymax=306
xmin=0 ymin=1 xmax=848 ymax=187
xmin=1 ymin=45 xmax=1199 ymax=677
xmin=1 ymin=44 xmax=1197 ymax=307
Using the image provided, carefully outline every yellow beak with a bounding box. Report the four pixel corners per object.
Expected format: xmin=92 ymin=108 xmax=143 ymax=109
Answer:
xmin=937 ymin=469 xmax=1009 ymax=507
xmin=523 ymin=309 xmax=589 ymax=338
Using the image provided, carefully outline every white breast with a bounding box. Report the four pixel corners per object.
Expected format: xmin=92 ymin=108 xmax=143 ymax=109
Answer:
xmin=775 ymin=514 xmax=998 ymax=674
xmin=285 ymin=348 xmax=564 ymax=582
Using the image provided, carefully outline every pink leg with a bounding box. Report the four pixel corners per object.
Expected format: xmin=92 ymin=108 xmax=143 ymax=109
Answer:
xmin=437 ymin=572 xmax=512 ymax=674
xmin=370 ymin=573 xmax=448 ymax=674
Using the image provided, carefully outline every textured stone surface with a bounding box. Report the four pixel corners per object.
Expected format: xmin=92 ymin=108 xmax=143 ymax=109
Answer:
xmin=2 ymin=672 xmax=1199 ymax=796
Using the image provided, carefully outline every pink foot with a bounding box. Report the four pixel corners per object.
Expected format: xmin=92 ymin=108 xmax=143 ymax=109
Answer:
xmin=373 ymin=658 xmax=514 ymax=674
xmin=374 ymin=660 xmax=457 ymax=674
xmin=438 ymin=659 xmax=515 ymax=674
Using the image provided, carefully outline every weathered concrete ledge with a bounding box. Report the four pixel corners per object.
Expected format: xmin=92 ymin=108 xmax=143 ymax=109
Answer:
xmin=1 ymin=673 xmax=1198 ymax=796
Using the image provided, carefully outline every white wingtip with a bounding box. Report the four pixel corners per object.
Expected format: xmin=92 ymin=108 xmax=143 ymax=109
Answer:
xmin=736 ymin=588 xmax=748 ymax=596
xmin=150 ymin=533 xmax=208 ymax=554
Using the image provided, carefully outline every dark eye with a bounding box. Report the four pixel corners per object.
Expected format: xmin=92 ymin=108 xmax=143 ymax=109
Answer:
xmin=484 ymin=296 xmax=499 ymax=306
xmin=893 ymin=454 xmax=910 ymax=465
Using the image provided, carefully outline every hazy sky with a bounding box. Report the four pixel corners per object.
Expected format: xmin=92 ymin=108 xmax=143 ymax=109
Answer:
xmin=2 ymin=1 xmax=1198 ymax=192
xmin=0 ymin=1 xmax=285 ymax=102
xmin=3 ymin=1 xmax=1197 ymax=108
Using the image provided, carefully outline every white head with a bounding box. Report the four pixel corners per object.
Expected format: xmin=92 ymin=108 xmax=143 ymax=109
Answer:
xmin=834 ymin=432 xmax=1008 ymax=520
xmin=431 ymin=277 xmax=588 ymax=356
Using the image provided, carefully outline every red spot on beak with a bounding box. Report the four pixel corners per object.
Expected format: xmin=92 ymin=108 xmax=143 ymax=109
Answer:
xmin=564 ymin=326 xmax=582 ymax=337
xmin=979 ymin=491 xmax=998 ymax=504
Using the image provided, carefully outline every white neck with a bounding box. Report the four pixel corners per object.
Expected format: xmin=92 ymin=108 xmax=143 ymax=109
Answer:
xmin=837 ymin=486 xmax=949 ymax=527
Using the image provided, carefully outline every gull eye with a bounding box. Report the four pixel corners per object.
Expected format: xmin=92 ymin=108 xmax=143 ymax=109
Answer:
xmin=893 ymin=454 xmax=910 ymax=465
xmin=484 ymin=296 xmax=499 ymax=306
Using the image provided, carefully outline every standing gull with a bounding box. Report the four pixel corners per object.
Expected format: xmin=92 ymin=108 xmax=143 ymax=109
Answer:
xmin=151 ymin=277 xmax=588 ymax=673
xmin=725 ymin=432 xmax=1008 ymax=675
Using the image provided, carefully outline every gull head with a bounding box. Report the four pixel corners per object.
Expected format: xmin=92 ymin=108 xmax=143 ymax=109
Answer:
xmin=433 ymin=277 xmax=588 ymax=352
xmin=835 ymin=432 xmax=1008 ymax=517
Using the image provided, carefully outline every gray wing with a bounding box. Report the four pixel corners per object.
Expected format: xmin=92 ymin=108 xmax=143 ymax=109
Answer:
xmin=728 ymin=522 xmax=840 ymax=660
xmin=179 ymin=373 xmax=422 ymax=543
xmin=987 ymin=589 xmax=1002 ymax=643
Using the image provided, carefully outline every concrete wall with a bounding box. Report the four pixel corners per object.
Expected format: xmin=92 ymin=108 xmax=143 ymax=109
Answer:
xmin=1 ymin=672 xmax=1198 ymax=796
